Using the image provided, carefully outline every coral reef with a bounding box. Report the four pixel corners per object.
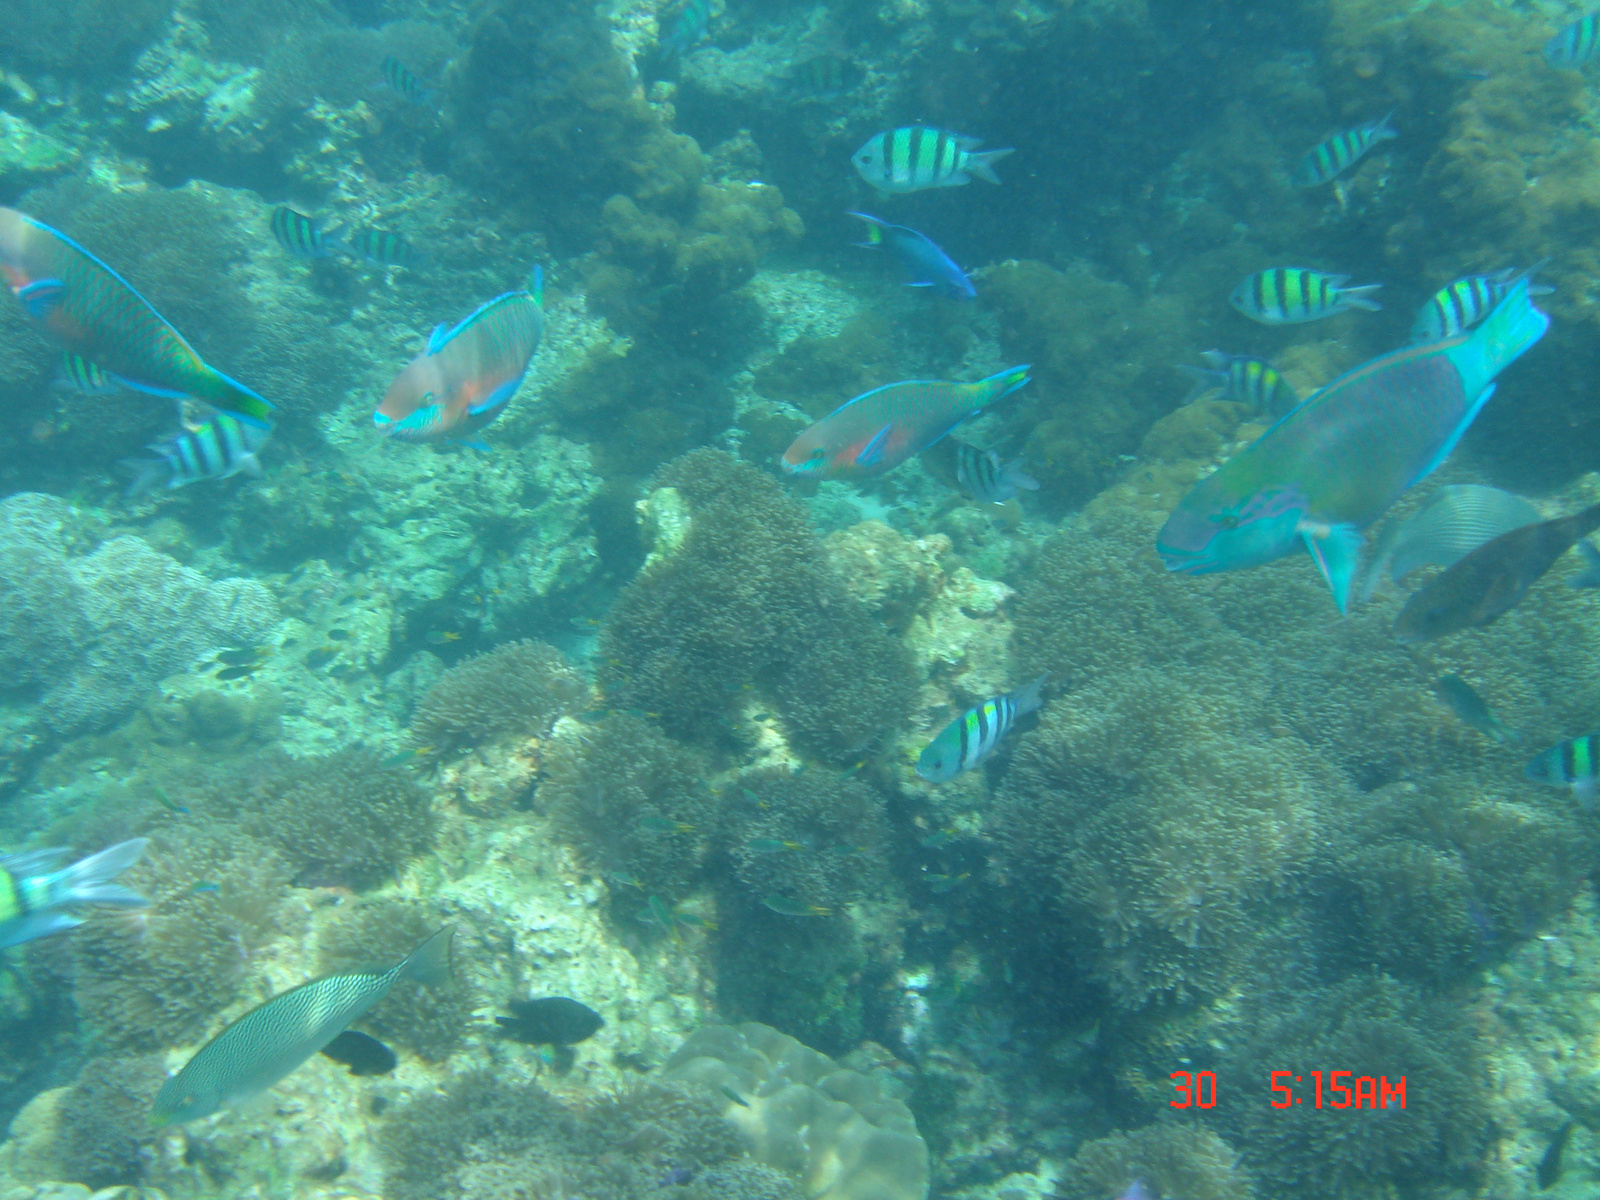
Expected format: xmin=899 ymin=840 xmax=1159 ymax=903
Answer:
xmin=408 ymin=639 xmax=589 ymax=753
xmin=1056 ymin=1124 xmax=1253 ymax=1200
xmin=41 ymin=1056 xmax=165 ymax=1190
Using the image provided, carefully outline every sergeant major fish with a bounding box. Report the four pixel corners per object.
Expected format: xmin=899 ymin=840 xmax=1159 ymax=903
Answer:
xmin=1 ymin=839 xmax=148 ymax=949
xmin=917 ymin=674 xmax=1047 ymax=782
xmin=380 ymin=55 xmax=435 ymax=105
xmin=56 ymin=351 xmax=119 ymax=395
xmin=956 ymin=443 xmax=1038 ymax=504
xmin=152 ymin=926 xmax=453 ymax=1124
xmin=1526 ymin=734 xmax=1600 ymax=809
xmin=1546 ymin=14 xmax=1600 ymax=68
xmin=1291 ymin=110 xmax=1397 ymax=187
xmin=1178 ymin=350 xmax=1299 ymax=417
xmin=270 ymin=206 xmax=345 ymax=260
xmin=1158 ymin=280 xmax=1549 ymax=613
xmin=1411 ymin=262 xmax=1552 ymax=343
xmin=853 ymin=128 xmax=1013 ymax=193
xmin=847 ymin=212 xmax=975 ymax=299
xmin=1230 ymin=267 xmax=1382 ymax=324
xmin=123 ymin=409 xmax=272 ymax=495
xmin=782 ymin=366 xmax=1030 ymax=481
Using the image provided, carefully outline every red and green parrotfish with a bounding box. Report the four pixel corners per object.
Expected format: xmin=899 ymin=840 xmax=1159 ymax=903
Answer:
xmin=781 ymin=365 xmax=1031 ymax=481
xmin=0 ymin=208 xmax=274 ymax=427
xmin=374 ymin=268 xmax=544 ymax=449
xmin=1157 ymin=280 xmax=1549 ymax=613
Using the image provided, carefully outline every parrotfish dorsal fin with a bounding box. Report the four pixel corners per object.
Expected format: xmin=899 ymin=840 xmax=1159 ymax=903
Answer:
xmin=426 ymin=322 xmax=452 ymax=354
xmin=1304 ymin=523 xmax=1364 ymax=614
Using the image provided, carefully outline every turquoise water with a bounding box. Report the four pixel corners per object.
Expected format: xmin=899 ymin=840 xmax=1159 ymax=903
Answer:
xmin=0 ymin=1 xmax=1597 ymax=1197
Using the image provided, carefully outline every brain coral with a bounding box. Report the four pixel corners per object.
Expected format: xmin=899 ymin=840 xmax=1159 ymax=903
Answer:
xmin=662 ymin=1021 xmax=929 ymax=1200
xmin=599 ymin=448 xmax=914 ymax=762
xmin=409 ymin=639 xmax=589 ymax=752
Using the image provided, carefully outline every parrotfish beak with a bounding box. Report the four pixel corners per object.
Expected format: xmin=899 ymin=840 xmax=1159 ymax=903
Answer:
xmin=779 ymin=446 xmax=827 ymax=477
xmin=1157 ymin=506 xmax=1304 ymax=576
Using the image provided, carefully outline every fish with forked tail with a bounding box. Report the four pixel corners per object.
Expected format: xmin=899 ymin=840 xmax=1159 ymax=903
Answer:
xmin=1 ymin=839 xmax=149 ymax=949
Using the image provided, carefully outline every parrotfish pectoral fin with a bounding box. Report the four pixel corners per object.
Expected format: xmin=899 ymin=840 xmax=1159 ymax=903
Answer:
xmin=16 ymin=277 xmax=65 ymax=317
xmin=1413 ymin=384 xmax=1495 ymax=485
xmin=426 ymin=322 xmax=451 ymax=354
xmin=857 ymin=424 xmax=893 ymax=466
xmin=467 ymin=374 xmax=525 ymax=415
xmin=1304 ymin=523 xmax=1364 ymax=614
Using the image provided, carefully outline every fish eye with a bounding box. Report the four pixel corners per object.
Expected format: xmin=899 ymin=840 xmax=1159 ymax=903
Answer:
xmin=1217 ymin=514 xmax=1240 ymax=529
xmin=808 ymin=448 xmax=825 ymax=461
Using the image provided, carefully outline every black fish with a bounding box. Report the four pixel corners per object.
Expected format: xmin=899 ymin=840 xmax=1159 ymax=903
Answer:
xmin=1394 ymin=502 xmax=1600 ymax=644
xmin=495 ymin=997 xmax=604 ymax=1046
xmin=319 ymin=1029 xmax=397 ymax=1076
xmin=1539 ymin=1119 xmax=1574 ymax=1189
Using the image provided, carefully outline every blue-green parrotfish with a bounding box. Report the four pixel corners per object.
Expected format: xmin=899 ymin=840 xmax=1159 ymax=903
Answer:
xmin=1291 ymin=110 xmax=1397 ymax=187
xmin=374 ymin=269 xmax=544 ymax=449
xmin=658 ymin=0 xmax=711 ymax=58
xmin=847 ymin=212 xmax=975 ymax=299
xmin=0 ymin=838 xmax=149 ymax=950
xmin=1157 ymin=280 xmax=1549 ymax=613
xmin=152 ymin=926 xmax=453 ymax=1124
xmin=852 ymin=128 xmax=1013 ymax=193
xmin=781 ymin=366 xmax=1031 ymax=481
xmin=0 ymin=208 xmax=274 ymax=427
xmin=1230 ymin=267 xmax=1382 ymax=324
xmin=916 ymin=674 xmax=1047 ymax=782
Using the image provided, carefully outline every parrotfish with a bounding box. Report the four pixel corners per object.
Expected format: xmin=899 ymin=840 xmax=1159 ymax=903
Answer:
xmin=781 ymin=365 xmax=1031 ymax=481
xmin=956 ymin=443 xmax=1038 ymax=504
xmin=659 ymin=0 xmax=711 ymax=58
xmin=1393 ymin=500 xmax=1600 ymax=643
xmin=0 ymin=838 xmax=149 ymax=950
xmin=152 ymin=926 xmax=453 ymax=1124
xmin=0 ymin=208 xmax=274 ymax=426
xmin=847 ymin=212 xmax=975 ymax=299
xmin=852 ymin=128 xmax=1013 ymax=193
xmin=374 ymin=270 xmax=544 ymax=448
xmin=1358 ymin=484 xmax=1542 ymax=603
xmin=1291 ymin=110 xmax=1397 ymax=187
xmin=1230 ymin=267 xmax=1382 ymax=324
xmin=1157 ymin=280 xmax=1549 ymax=613
xmin=1411 ymin=262 xmax=1551 ymax=343
xmin=1178 ymin=350 xmax=1299 ymax=417
xmin=917 ymin=673 xmax=1047 ymax=782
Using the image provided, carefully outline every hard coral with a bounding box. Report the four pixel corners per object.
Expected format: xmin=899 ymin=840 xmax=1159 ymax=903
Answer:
xmin=409 ymin=639 xmax=589 ymax=753
xmin=1057 ymin=1124 xmax=1253 ymax=1200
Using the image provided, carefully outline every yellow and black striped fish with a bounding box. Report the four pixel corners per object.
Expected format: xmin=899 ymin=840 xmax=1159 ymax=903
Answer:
xmin=1178 ymin=350 xmax=1299 ymax=416
xmin=1546 ymin=14 xmax=1600 ymax=68
xmin=1229 ymin=267 xmax=1382 ymax=325
xmin=1291 ymin=110 xmax=1397 ymax=187
xmin=270 ymin=206 xmax=344 ymax=260
xmin=124 ymin=410 xmax=272 ymax=496
xmin=55 ymin=351 xmax=118 ymax=395
xmin=1526 ymin=733 xmax=1600 ymax=807
xmin=1410 ymin=262 xmax=1552 ymax=343
xmin=915 ymin=674 xmax=1047 ymax=782
xmin=852 ymin=127 xmax=1014 ymax=194
xmin=380 ymin=55 xmax=435 ymax=104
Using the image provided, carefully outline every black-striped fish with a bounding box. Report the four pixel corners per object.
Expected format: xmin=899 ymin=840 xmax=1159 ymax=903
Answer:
xmin=270 ymin=206 xmax=345 ymax=260
xmin=916 ymin=674 xmax=1047 ymax=782
xmin=348 ymin=227 xmax=424 ymax=268
xmin=1178 ymin=350 xmax=1299 ymax=416
xmin=380 ymin=55 xmax=435 ymax=104
xmin=955 ymin=443 xmax=1039 ymax=504
xmin=852 ymin=127 xmax=1014 ymax=193
xmin=1526 ymin=734 xmax=1600 ymax=808
xmin=1291 ymin=110 xmax=1397 ymax=187
xmin=123 ymin=409 xmax=272 ymax=495
xmin=1546 ymin=14 xmax=1600 ymax=68
xmin=152 ymin=927 xmax=452 ymax=1124
xmin=1229 ymin=267 xmax=1382 ymax=324
xmin=788 ymin=54 xmax=860 ymax=100
xmin=1410 ymin=262 xmax=1553 ymax=343
xmin=55 ymin=351 xmax=119 ymax=395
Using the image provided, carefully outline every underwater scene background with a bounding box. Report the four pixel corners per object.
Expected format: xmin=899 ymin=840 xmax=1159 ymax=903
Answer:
xmin=6 ymin=0 xmax=1600 ymax=1196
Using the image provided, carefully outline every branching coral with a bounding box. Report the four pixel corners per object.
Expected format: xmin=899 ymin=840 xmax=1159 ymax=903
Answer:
xmin=409 ymin=639 xmax=589 ymax=752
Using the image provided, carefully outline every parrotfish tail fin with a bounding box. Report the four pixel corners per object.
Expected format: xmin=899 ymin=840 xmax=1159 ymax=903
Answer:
xmin=1570 ymin=541 xmax=1600 ymax=589
xmin=846 ymin=212 xmax=884 ymax=245
xmin=1304 ymin=523 xmax=1364 ymax=614
xmin=1177 ymin=363 xmax=1226 ymax=404
xmin=1001 ymin=457 xmax=1040 ymax=492
xmin=964 ymin=147 xmax=1014 ymax=185
xmin=400 ymin=925 xmax=454 ymax=990
xmin=1010 ymin=672 xmax=1049 ymax=716
xmin=56 ymin=838 xmax=150 ymax=908
xmin=1355 ymin=522 xmax=1400 ymax=606
xmin=1445 ymin=278 xmax=1550 ymax=403
xmin=983 ymin=364 xmax=1032 ymax=404
xmin=202 ymin=369 xmax=275 ymax=429
xmin=1339 ymin=283 xmax=1383 ymax=311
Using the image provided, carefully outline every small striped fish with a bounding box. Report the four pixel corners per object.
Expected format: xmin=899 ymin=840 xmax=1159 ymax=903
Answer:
xmin=349 ymin=227 xmax=424 ymax=267
xmin=1410 ymin=262 xmax=1552 ymax=343
xmin=124 ymin=410 xmax=272 ymax=495
xmin=153 ymin=926 xmax=452 ymax=1125
xmin=955 ymin=443 xmax=1038 ymax=504
xmin=852 ymin=127 xmax=1014 ymax=194
xmin=1178 ymin=350 xmax=1298 ymax=416
xmin=1526 ymin=734 xmax=1600 ymax=808
xmin=270 ymin=205 xmax=344 ymax=259
xmin=1291 ymin=110 xmax=1397 ymax=187
xmin=380 ymin=55 xmax=435 ymax=104
xmin=1229 ymin=267 xmax=1382 ymax=325
xmin=916 ymin=674 xmax=1047 ymax=782
xmin=1546 ymin=14 xmax=1600 ymax=68
xmin=55 ymin=351 xmax=119 ymax=395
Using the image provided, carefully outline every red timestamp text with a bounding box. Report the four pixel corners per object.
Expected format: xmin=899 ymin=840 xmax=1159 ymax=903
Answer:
xmin=1270 ymin=1071 xmax=1405 ymax=1110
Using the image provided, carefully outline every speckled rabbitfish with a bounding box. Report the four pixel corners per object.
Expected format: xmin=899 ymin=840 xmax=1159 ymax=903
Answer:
xmin=1291 ymin=110 xmax=1397 ymax=187
xmin=1230 ymin=268 xmax=1382 ymax=324
xmin=1525 ymin=734 xmax=1600 ymax=807
xmin=123 ymin=409 xmax=272 ymax=496
xmin=1546 ymin=14 xmax=1600 ymax=68
xmin=0 ymin=208 xmax=274 ymax=426
xmin=852 ymin=128 xmax=1014 ymax=193
xmin=374 ymin=268 xmax=544 ymax=448
xmin=0 ymin=839 xmax=148 ymax=950
xmin=1178 ymin=350 xmax=1299 ymax=417
xmin=782 ymin=365 xmax=1030 ymax=481
xmin=956 ymin=443 xmax=1038 ymax=504
xmin=917 ymin=674 xmax=1047 ymax=783
xmin=1359 ymin=483 xmax=1541 ymax=603
xmin=152 ymin=926 xmax=452 ymax=1124
xmin=1159 ymin=280 xmax=1548 ymax=612
xmin=1410 ymin=262 xmax=1552 ymax=343
xmin=380 ymin=55 xmax=435 ymax=105
xmin=848 ymin=212 xmax=974 ymax=299
xmin=270 ymin=205 xmax=345 ymax=260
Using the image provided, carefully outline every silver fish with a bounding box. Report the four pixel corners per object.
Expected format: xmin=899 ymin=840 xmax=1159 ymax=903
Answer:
xmin=1359 ymin=484 xmax=1541 ymax=603
xmin=153 ymin=926 xmax=453 ymax=1124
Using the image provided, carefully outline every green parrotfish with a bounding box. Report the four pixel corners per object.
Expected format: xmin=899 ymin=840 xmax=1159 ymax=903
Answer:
xmin=0 ymin=208 xmax=274 ymax=426
xmin=1157 ymin=280 xmax=1548 ymax=612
